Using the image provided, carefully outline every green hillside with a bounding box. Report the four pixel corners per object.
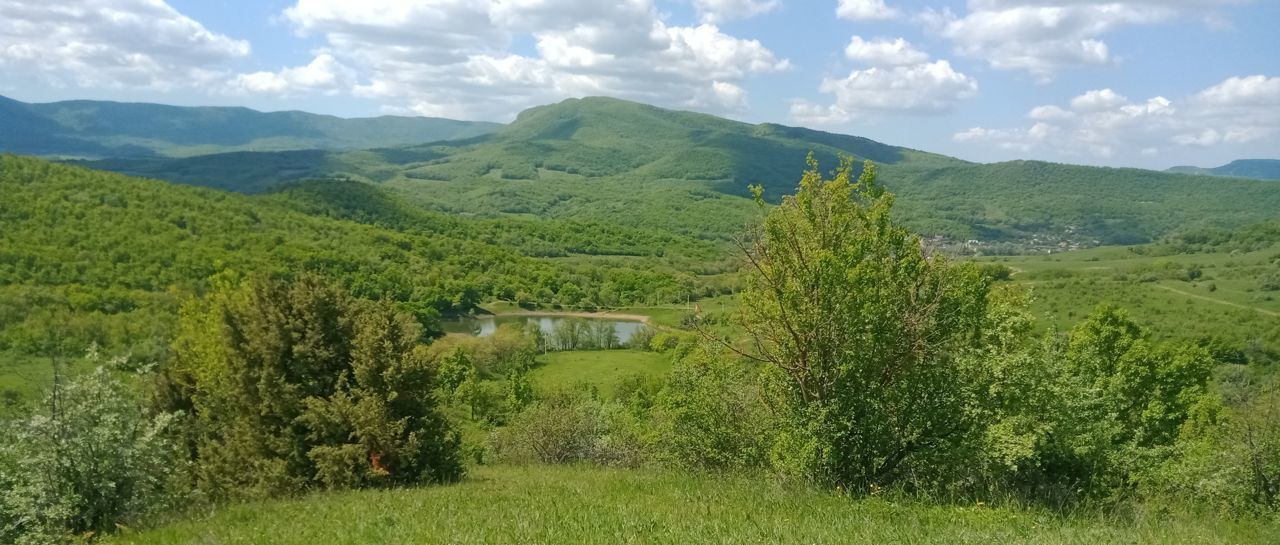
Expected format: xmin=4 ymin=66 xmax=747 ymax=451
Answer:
xmin=70 ymin=97 xmax=1280 ymax=247
xmin=1167 ymin=159 xmax=1280 ymax=180
xmin=0 ymin=156 xmax=723 ymax=404
xmin=0 ymin=95 xmax=500 ymax=158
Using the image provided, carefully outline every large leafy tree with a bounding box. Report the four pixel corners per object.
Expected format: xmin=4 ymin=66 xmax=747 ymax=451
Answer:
xmin=737 ymin=155 xmax=991 ymax=490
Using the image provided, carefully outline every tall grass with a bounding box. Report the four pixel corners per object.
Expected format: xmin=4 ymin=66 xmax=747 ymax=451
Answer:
xmin=109 ymin=465 xmax=1277 ymax=545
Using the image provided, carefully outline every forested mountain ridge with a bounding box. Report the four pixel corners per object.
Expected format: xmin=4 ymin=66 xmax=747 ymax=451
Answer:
xmin=1166 ymin=159 xmax=1280 ymax=180
xmin=0 ymin=94 xmax=501 ymax=158
xmin=22 ymin=96 xmax=1280 ymax=247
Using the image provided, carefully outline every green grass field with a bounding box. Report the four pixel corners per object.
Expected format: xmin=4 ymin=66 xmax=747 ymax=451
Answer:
xmin=976 ymin=243 xmax=1280 ymax=351
xmin=106 ymin=465 xmax=1277 ymax=545
xmin=530 ymin=350 xmax=672 ymax=397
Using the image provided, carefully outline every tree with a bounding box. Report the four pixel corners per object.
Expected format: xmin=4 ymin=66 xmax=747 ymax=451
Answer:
xmin=1047 ymin=305 xmax=1216 ymax=496
xmin=164 ymin=275 xmax=462 ymax=498
xmin=736 ymin=155 xmax=992 ymax=490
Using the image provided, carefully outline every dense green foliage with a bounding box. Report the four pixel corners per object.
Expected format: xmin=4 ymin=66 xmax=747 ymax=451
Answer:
xmin=673 ymin=158 xmax=1246 ymax=511
xmin=160 ymin=275 xmax=463 ymax=498
xmin=737 ymin=157 xmax=992 ymax=489
xmin=0 ymin=156 xmax=716 ymax=404
xmin=0 ymin=94 xmax=499 ymax=159
xmin=0 ymin=360 xmax=189 ymax=545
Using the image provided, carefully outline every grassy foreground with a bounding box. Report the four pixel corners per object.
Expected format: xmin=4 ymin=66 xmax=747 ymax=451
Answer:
xmin=110 ymin=465 xmax=1276 ymax=545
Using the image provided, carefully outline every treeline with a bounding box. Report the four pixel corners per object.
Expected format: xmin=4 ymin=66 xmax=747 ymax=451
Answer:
xmin=1148 ymin=220 xmax=1280 ymax=255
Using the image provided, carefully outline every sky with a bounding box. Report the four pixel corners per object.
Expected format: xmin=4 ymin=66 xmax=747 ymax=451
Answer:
xmin=1 ymin=0 xmax=1277 ymax=169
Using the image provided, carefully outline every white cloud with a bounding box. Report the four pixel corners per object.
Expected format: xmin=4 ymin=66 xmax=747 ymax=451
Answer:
xmin=837 ymin=0 xmax=899 ymax=21
xmin=953 ymin=74 xmax=1280 ymax=160
xmin=792 ymin=35 xmax=975 ymax=125
xmin=254 ymin=0 xmax=788 ymax=119
xmin=1070 ymin=88 xmax=1128 ymax=112
xmin=844 ymin=37 xmax=929 ymax=67
xmin=0 ymin=0 xmax=249 ymax=90
xmin=229 ymin=53 xmax=355 ymax=95
xmin=1195 ymin=74 xmax=1280 ymax=107
xmin=927 ymin=1 xmax=1247 ymax=81
xmin=792 ymin=60 xmax=978 ymax=125
xmin=693 ymin=0 xmax=781 ymax=23
xmin=1028 ymin=104 xmax=1075 ymax=121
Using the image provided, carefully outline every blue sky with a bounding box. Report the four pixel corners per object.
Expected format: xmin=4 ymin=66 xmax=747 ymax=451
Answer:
xmin=1 ymin=0 xmax=1277 ymax=169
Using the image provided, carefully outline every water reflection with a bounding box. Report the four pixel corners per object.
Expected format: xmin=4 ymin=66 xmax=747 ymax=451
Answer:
xmin=442 ymin=315 xmax=646 ymax=345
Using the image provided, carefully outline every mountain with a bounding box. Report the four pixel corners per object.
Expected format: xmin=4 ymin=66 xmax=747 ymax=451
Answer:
xmin=30 ymin=96 xmax=1280 ymax=247
xmin=74 ymin=97 xmax=967 ymax=192
xmin=391 ymin=96 xmax=965 ymax=193
xmin=1166 ymin=159 xmax=1280 ymax=180
xmin=0 ymin=95 xmax=501 ymax=158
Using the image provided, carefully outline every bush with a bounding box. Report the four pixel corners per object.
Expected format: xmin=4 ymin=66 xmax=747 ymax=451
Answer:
xmin=161 ymin=275 xmax=462 ymax=499
xmin=0 ymin=361 xmax=190 ymax=545
xmin=738 ymin=157 xmax=992 ymax=491
xmin=626 ymin=324 xmax=659 ymax=350
xmin=650 ymin=346 xmax=774 ymax=470
xmin=977 ymin=306 xmax=1217 ymax=504
xmin=1261 ymin=272 xmax=1280 ymax=292
xmin=489 ymin=391 xmax=648 ymax=467
xmin=1144 ymin=387 xmax=1280 ymax=515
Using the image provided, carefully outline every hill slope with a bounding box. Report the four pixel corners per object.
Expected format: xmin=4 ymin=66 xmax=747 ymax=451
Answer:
xmin=0 ymin=95 xmax=501 ymax=158
xmin=1167 ymin=159 xmax=1280 ymax=180
xmin=0 ymin=155 xmax=721 ymax=403
xmin=51 ymin=96 xmax=1280 ymax=247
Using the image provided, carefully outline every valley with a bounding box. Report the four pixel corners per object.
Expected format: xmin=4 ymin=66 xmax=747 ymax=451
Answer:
xmin=2 ymin=96 xmax=1278 ymax=543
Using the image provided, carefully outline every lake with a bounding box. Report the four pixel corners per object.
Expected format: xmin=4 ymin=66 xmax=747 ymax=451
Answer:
xmin=442 ymin=314 xmax=648 ymax=345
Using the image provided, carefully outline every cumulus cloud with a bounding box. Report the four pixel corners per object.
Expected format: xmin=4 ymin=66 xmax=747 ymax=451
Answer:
xmin=255 ymin=0 xmax=788 ymax=119
xmin=926 ymin=0 xmax=1247 ymax=81
xmin=0 ymin=0 xmax=249 ymax=90
xmin=693 ymin=0 xmax=781 ymax=23
xmin=844 ymin=36 xmax=929 ymax=67
xmin=229 ymin=53 xmax=355 ymax=95
xmin=791 ymin=36 xmax=975 ymax=125
xmin=952 ymin=74 xmax=1280 ymax=160
xmin=1070 ymin=88 xmax=1129 ymax=112
xmin=836 ymin=0 xmax=899 ymax=21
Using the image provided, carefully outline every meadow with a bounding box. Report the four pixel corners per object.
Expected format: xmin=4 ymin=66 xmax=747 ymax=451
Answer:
xmin=106 ymin=465 xmax=1277 ymax=545
xmin=529 ymin=350 xmax=672 ymax=397
xmin=978 ymin=242 xmax=1280 ymax=353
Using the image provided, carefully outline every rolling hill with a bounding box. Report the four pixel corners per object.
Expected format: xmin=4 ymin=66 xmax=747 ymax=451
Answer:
xmin=0 ymin=95 xmax=500 ymax=158
xmin=0 ymin=155 xmax=729 ymax=404
xmin=71 ymin=97 xmax=1280 ymax=247
xmin=1166 ymin=159 xmax=1280 ymax=180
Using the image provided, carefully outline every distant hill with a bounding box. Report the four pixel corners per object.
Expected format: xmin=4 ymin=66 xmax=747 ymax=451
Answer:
xmin=0 ymin=95 xmax=500 ymax=158
xmin=409 ymin=96 xmax=965 ymax=191
xmin=44 ymin=96 xmax=1280 ymax=246
xmin=1166 ymin=159 xmax=1280 ymax=180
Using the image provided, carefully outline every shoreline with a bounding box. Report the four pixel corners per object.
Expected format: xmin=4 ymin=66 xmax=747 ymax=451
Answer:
xmin=485 ymin=310 xmax=652 ymax=323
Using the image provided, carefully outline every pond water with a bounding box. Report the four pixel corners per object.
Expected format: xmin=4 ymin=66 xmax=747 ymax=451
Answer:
xmin=442 ymin=314 xmax=647 ymax=345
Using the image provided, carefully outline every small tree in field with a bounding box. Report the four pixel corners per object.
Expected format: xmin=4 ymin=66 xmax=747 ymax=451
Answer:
xmin=737 ymin=155 xmax=991 ymax=490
